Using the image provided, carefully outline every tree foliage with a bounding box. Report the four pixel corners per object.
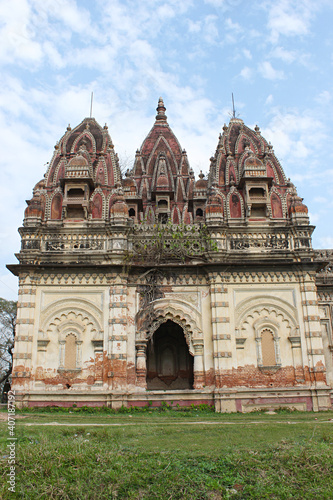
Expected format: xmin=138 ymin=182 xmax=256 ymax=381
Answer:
xmin=127 ymin=222 xmax=218 ymax=265
xmin=0 ymin=298 xmax=17 ymax=399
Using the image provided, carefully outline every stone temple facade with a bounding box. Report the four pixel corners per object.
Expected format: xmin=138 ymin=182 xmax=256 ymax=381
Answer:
xmin=8 ymin=98 xmax=333 ymax=412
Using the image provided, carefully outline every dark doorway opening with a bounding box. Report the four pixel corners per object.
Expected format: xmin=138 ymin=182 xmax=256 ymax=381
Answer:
xmin=146 ymin=320 xmax=194 ymax=390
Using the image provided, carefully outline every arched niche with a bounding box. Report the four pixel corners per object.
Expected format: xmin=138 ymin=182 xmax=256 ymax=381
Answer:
xmin=91 ymin=192 xmax=103 ymax=219
xmin=271 ymin=192 xmax=283 ymax=218
xmin=146 ymin=320 xmax=194 ymax=390
xmin=50 ymin=193 xmax=63 ymax=220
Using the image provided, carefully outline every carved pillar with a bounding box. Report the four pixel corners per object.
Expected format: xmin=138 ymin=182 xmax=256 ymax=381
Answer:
xmin=59 ymin=340 xmax=65 ymax=368
xmin=274 ymin=336 xmax=281 ymax=365
xmin=255 ymin=337 xmax=262 ymax=366
xmin=136 ymin=343 xmax=147 ymax=388
xmin=193 ymin=343 xmax=205 ymax=389
xmin=92 ymin=340 xmax=103 ymax=383
xmin=76 ymin=340 xmax=83 ymax=369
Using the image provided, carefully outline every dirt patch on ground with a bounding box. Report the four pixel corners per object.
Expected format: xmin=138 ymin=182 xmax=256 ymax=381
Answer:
xmin=0 ymin=412 xmax=27 ymax=421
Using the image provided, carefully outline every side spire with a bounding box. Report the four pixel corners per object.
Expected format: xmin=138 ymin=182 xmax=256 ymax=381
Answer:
xmin=155 ymin=97 xmax=167 ymax=123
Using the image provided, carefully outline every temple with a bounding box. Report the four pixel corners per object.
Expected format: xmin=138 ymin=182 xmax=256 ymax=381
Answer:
xmin=8 ymin=98 xmax=333 ymax=412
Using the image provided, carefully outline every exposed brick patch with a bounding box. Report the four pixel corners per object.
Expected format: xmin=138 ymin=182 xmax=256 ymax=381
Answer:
xmin=215 ymin=364 xmax=302 ymax=389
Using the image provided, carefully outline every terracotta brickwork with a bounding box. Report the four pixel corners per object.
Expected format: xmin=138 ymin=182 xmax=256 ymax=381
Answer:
xmin=7 ymin=99 xmax=333 ymax=411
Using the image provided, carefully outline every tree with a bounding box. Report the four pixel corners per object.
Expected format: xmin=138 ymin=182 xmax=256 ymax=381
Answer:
xmin=0 ymin=298 xmax=17 ymax=402
xmin=127 ymin=222 xmax=218 ymax=266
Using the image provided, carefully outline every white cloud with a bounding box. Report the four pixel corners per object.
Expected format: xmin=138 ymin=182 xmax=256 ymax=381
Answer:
xmin=203 ymin=15 xmax=219 ymax=44
xmin=225 ymin=18 xmax=242 ymax=33
xmin=266 ymin=0 xmax=314 ymax=43
xmin=156 ymin=4 xmax=176 ymax=20
xmin=313 ymin=196 xmax=328 ymax=204
xmin=224 ymin=16 xmax=243 ymax=44
xmin=243 ymin=49 xmax=252 ymax=60
xmin=259 ymin=61 xmax=284 ymax=80
xmin=262 ymin=108 xmax=327 ymax=168
xmin=33 ymin=0 xmax=93 ymax=34
xmin=0 ymin=0 xmax=43 ymax=66
xmin=0 ymin=271 xmax=18 ymax=302
xmin=318 ymin=237 xmax=333 ymax=249
xmin=239 ymin=66 xmax=253 ymax=80
xmin=270 ymin=46 xmax=297 ymax=63
xmin=204 ymin=0 xmax=227 ymax=7
xmin=265 ymin=94 xmax=274 ymax=105
xmin=315 ymin=90 xmax=332 ymax=105
xmin=188 ymin=20 xmax=201 ymax=33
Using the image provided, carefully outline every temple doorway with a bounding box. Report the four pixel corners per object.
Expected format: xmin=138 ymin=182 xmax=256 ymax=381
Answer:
xmin=146 ymin=320 xmax=194 ymax=390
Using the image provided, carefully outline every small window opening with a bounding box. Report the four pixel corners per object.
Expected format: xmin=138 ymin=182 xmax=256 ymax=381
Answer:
xmin=129 ymin=208 xmax=136 ymax=218
xmin=158 ymin=199 xmax=168 ymax=208
xmin=196 ymin=208 xmax=204 ymax=217
xmin=67 ymin=188 xmax=85 ymax=199
xmin=249 ymin=187 xmax=265 ymax=198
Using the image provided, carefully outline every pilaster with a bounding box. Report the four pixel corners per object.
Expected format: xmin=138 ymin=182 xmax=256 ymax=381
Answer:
xmin=299 ymin=272 xmax=328 ymax=387
xmin=108 ymin=275 xmax=128 ymax=389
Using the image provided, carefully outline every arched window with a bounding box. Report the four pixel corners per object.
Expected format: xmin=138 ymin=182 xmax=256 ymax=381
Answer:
xmin=261 ymin=329 xmax=276 ymax=366
xmin=196 ymin=208 xmax=203 ymax=217
xmin=129 ymin=208 xmax=136 ymax=218
xmin=64 ymin=334 xmax=77 ymax=370
xmin=158 ymin=199 xmax=168 ymax=208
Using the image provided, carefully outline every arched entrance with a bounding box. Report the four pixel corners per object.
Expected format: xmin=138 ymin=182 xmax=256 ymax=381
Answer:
xmin=146 ymin=320 xmax=194 ymax=390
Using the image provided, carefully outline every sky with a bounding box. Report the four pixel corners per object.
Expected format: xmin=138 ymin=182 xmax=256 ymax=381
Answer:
xmin=1 ymin=0 xmax=333 ymax=300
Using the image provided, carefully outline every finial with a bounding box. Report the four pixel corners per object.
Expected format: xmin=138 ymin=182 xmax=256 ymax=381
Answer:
xmin=67 ymin=124 xmax=71 ymax=131
xmin=104 ymin=123 xmax=108 ymax=130
xmin=90 ymin=91 xmax=93 ymax=118
xmin=254 ymin=124 xmax=260 ymax=134
xmin=199 ymin=171 xmax=205 ymax=179
xmin=232 ymin=93 xmax=236 ymax=118
xmin=223 ymin=123 xmax=228 ymax=132
xmin=155 ymin=97 xmax=167 ymax=122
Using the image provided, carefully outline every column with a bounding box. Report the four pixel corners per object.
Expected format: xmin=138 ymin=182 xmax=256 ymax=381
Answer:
xmin=136 ymin=343 xmax=147 ymax=388
xmin=193 ymin=343 xmax=204 ymax=389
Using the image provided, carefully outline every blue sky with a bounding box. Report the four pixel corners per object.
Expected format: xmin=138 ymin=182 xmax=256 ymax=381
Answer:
xmin=1 ymin=0 xmax=333 ymax=300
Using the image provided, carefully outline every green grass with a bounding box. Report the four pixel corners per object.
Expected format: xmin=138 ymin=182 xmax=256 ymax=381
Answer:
xmin=0 ymin=409 xmax=333 ymax=499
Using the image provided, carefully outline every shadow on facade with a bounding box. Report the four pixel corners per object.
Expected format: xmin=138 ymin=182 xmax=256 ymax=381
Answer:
xmin=146 ymin=320 xmax=194 ymax=390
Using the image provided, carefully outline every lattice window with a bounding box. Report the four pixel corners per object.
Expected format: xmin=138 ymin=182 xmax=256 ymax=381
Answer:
xmin=64 ymin=334 xmax=77 ymax=369
xmin=261 ymin=329 xmax=276 ymax=366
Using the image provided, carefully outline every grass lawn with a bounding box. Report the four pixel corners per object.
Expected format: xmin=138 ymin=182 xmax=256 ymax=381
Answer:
xmin=0 ymin=407 xmax=333 ymax=499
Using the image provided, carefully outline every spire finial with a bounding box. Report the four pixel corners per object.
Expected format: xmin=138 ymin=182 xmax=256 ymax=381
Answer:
xmin=232 ymin=93 xmax=236 ymax=118
xmin=90 ymin=92 xmax=93 ymax=118
xmin=155 ymin=97 xmax=167 ymax=122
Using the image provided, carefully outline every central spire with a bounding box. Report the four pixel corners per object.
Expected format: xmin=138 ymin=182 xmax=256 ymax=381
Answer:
xmin=155 ymin=97 xmax=167 ymax=123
